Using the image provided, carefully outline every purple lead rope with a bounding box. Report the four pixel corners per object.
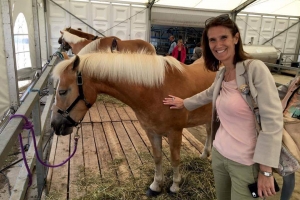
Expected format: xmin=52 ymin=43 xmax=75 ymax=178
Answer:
xmin=10 ymin=114 xmax=79 ymax=187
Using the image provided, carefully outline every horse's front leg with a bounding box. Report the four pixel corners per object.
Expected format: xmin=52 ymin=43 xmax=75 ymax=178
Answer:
xmin=167 ymin=130 xmax=183 ymax=193
xmin=145 ymin=132 xmax=164 ymax=197
xmin=200 ymin=122 xmax=212 ymax=159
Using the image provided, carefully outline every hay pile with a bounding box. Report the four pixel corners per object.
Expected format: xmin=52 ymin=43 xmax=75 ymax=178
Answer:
xmin=72 ymin=153 xmax=216 ymax=200
xmin=46 ymin=95 xmax=216 ymax=199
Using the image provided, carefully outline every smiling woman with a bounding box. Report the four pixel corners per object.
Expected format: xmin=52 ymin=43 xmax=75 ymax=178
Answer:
xmin=163 ymin=14 xmax=283 ymax=200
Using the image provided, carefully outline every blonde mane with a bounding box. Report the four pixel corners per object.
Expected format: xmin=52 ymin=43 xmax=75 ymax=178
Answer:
xmin=78 ymin=39 xmax=101 ymax=55
xmin=53 ymin=52 xmax=184 ymax=87
xmin=62 ymin=31 xmax=87 ymax=44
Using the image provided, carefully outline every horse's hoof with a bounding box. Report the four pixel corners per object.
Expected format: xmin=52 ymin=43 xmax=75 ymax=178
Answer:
xmin=146 ymin=188 xmax=161 ymax=197
xmin=167 ymin=190 xmax=177 ymax=196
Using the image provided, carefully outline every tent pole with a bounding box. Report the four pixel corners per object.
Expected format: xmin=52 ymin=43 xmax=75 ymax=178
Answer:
xmin=0 ymin=0 xmax=20 ymax=112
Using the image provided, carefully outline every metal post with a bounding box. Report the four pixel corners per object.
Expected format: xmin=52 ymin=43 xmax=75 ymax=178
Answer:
xmin=147 ymin=0 xmax=155 ymax=42
xmin=294 ymin=21 xmax=300 ymax=62
xmin=33 ymin=0 xmax=42 ymax=69
xmin=32 ymin=96 xmax=45 ymax=197
xmin=0 ymin=0 xmax=20 ymax=111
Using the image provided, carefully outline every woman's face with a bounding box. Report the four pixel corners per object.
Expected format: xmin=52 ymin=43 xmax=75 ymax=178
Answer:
xmin=177 ymin=41 xmax=183 ymax=46
xmin=207 ymin=26 xmax=239 ymax=65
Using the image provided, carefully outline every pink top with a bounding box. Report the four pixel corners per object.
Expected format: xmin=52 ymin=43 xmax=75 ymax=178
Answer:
xmin=214 ymin=79 xmax=257 ymax=165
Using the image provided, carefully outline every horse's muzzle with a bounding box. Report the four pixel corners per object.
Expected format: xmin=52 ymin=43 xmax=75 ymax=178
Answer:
xmin=51 ymin=117 xmax=74 ymax=136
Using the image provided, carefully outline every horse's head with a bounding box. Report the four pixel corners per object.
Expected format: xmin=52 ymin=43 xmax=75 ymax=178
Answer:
xmin=59 ymin=30 xmax=72 ymax=51
xmin=51 ymin=55 xmax=97 ymax=135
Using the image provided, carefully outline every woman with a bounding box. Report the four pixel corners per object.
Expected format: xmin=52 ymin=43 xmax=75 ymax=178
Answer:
xmin=172 ymin=39 xmax=186 ymax=63
xmin=163 ymin=14 xmax=283 ymax=200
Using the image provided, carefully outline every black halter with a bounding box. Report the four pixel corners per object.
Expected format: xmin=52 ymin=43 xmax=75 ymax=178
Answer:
xmin=57 ymin=72 xmax=92 ymax=126
xmin=92 ymin=35 xmax=98 ymax=40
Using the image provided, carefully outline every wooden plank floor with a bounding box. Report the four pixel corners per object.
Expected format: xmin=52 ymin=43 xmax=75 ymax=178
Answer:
xmin=46 ymin=102 xmax=205 ymax=199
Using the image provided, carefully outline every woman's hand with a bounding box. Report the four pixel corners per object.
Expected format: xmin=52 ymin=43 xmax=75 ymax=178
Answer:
xmin=257 ymin=165 xmax=276 ymax=198
xmin=163 ymin=95 xmax=184 ymax=109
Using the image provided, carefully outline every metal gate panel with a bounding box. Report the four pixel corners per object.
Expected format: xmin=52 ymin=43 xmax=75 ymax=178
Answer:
xmin=111 ymin=4 xmax=130 ymax=40
xmin=112 ymin=26 xmax=128 ymax=40
xmin=91 ymin=2 xmax=110 ymax=36
xmin=70 ymin=1 xmax=89 ymax=32
xmin=49 ymin=0 xmax=68 ymax=18
xmin=283 ymin=19 xmax=299 ymax=60
xmin=49 ymin=18 xmax=67 ymax=54
xmin=272 ymin=18 xmax=288 ymax=53
xmin=70 ymin=1 xmax=88 ymax=20
xmin=93 ymin=22 xmax=109 ymax=36
xmin=130 ymin=6 xmax=147 ymax=40
xmin=236 ymin=15 xmax=247 ymax=43
xmin=244 ymin=16 xmax=262 ymax=45
xmin=259 ymin=17 xmax=275 ymax=45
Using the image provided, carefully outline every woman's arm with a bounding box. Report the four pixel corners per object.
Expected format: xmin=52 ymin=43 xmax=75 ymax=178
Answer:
xmin=249 ymin=60 xmax=283 ymax=167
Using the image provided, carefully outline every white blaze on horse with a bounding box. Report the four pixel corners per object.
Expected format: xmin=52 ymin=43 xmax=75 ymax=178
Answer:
xmin=50 ymin=51 xmax=215 ymax=196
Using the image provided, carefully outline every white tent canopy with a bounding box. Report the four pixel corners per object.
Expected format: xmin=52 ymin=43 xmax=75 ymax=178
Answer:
xmin=118 ymin=0 xmax=300 ymax=17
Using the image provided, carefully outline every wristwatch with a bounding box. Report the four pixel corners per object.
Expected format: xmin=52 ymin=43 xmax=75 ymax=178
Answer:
xmin=260 ymin=170 xmax=273 ymax=177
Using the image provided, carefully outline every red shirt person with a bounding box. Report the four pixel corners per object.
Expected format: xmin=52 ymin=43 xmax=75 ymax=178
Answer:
xmin=172 ymin=39 xmax=186 ymax=63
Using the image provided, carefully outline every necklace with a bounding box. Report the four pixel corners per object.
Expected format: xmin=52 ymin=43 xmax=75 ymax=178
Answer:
xmin=224 ymin=68 xmax=235 ymax=82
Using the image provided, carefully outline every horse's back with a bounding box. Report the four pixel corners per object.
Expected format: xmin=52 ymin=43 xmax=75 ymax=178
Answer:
xmin=119 ymin=39 xmax=156 ymax=54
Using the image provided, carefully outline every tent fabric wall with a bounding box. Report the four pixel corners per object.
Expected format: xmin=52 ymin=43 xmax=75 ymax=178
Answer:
xmin=0 ymin=8 xmax=10 ymax=118
xmin=47 ymin=0 xmax=148 ymax=54
xmin=12 ymin=0 xmax=37 ymax=70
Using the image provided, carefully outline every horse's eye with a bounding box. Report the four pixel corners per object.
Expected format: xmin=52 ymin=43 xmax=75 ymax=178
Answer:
xmin=59 ymin=90 xmax=67 ymax=96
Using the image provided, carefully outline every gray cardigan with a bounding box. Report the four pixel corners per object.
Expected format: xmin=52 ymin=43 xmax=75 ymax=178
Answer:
xmin=183 ymin=60 xmax=283 ymax=168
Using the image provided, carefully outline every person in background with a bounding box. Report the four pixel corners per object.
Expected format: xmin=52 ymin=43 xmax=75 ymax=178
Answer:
xmin=277 ymin=76 xmax=300 ymax=200
xmin=163 ymin=14 xmax=283 ymax=200
xmin=167 ymin=35 xmax=176 ymax=55
xmin=191 ymin=42 xmax=202 ymax=63
xmin=171 ymin=39 xmax=186 ymax=63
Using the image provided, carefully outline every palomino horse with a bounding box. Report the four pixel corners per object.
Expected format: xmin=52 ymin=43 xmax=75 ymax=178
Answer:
xmin=58 ymin=27 xmax=99 ymax=50
xmin=50 ymin=51 xmax=215 ymax=196
xmin=60 ymin=30 xmax=156 ymax=54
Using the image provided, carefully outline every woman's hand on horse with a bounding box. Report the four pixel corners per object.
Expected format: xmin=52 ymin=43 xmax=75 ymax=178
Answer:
xmin=163 ymin=95 xmax=184 ymax=109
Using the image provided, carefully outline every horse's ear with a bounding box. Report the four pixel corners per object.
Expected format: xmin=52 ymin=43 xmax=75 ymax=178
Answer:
xmin=60 ymin=30 xmax=63 ymax=34
xmin=73 ymin=55 xmax=80 ymax=70
xmin=111 ymin=38 xmax=118 ymax=53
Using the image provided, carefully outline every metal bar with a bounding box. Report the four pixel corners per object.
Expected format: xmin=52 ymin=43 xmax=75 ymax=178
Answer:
xmin=0 ymin=49 xmax=59 ymax=198
xmin=0 ymin=92 xmax=39 ymax=169
xmin=48 ymin=0 xmax=105 ymax=37
xmin=295 ymin=23 xmax=300 ymax=62
xmin=232 ymin=0 xmax=257 ymax=14
xmin=32 ymin=97 xmax=45 ymax=197
xmin=262 ymin=20 xmax=300 ymax=45
xmin=32 ymin=58 xmax=59 ymax=91
xmin=280 ymin=53 xmax=300 ymax=56
xmin=0 ymin=0 xmax=20 ymax=110
xmin=265 ymin=62 xmax=300 ymax=76
xmin=33 ymin=0 xmax=42 ymax=69
xmin=9 ymin=133 xmax=41 ymax=200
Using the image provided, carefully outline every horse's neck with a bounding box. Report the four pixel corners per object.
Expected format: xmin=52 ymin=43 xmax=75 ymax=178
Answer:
xmin=90 ymin=79 xmax=148 ymax=111
xmin=71 ymin=30 xmax=95 ymax=40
